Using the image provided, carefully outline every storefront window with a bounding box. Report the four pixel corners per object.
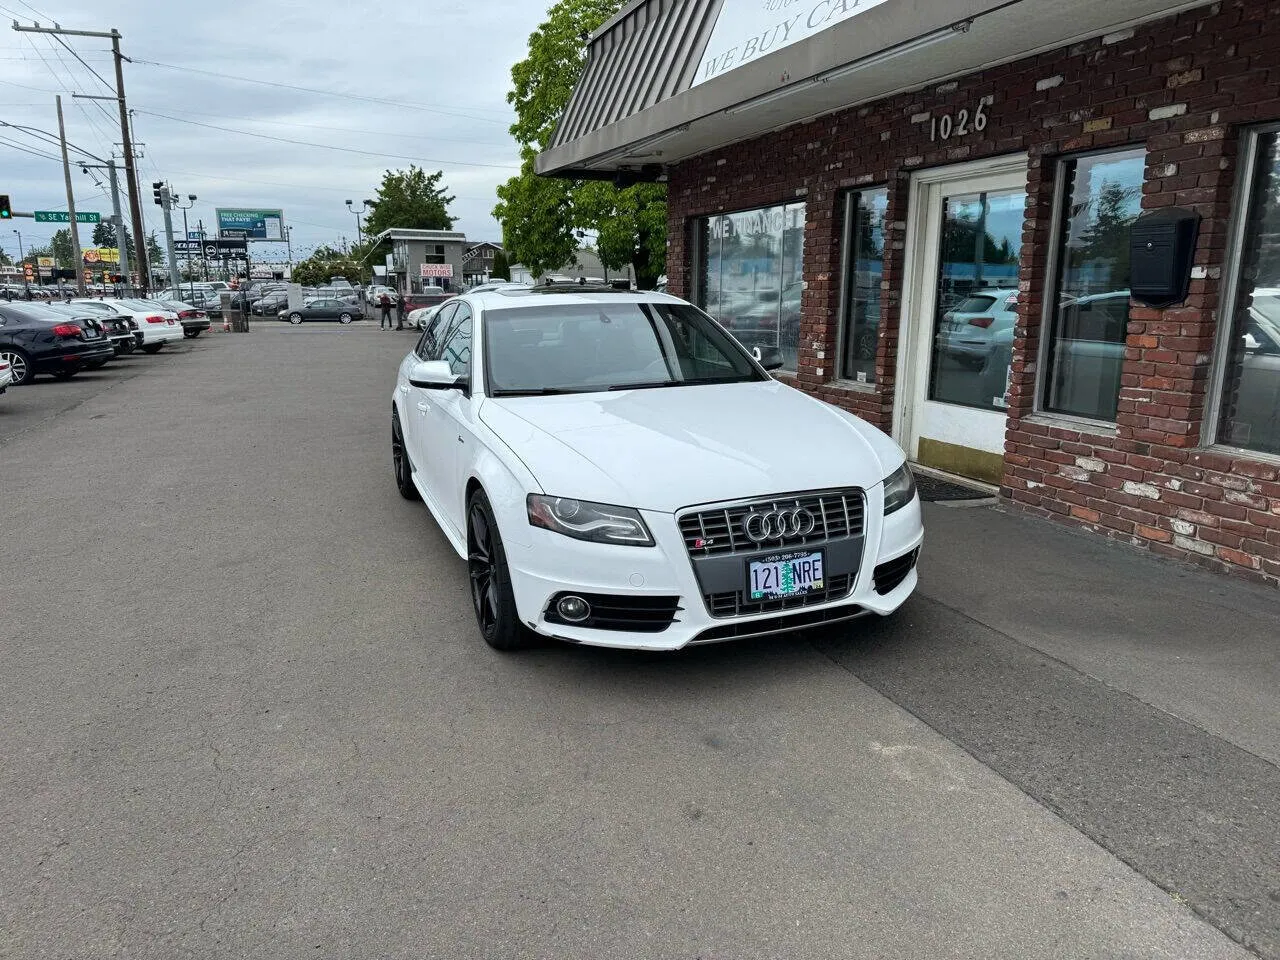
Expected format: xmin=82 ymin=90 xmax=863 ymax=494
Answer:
xmin=839 ymin=188 xmax=888 ymax=383
xmin=1043 ymin=148 xmax=1146 ymax=421
xmin=1218 ymin=130 xmax=1280 ymax=456
xmin=927 ymin=188 xmax=1025 ymax=412
xmin=699 ymin=202 xmax=806 ymax=371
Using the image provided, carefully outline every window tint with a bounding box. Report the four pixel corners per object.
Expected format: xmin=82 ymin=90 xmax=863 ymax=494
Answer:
xmin=1043 ymin=148 xmax=1145 ymax=420
xmin=418 ymin=303 xmax=456 ymax=360
xmin=440 ymin=305 xmax=472 ymax=379
xmin=953 ymin=295 xmax=997 ymax=313
xmin=839 ymin=187 xmax=888 ymax=383
xmin=1218 ymin=130 xmax=1280 ymax=455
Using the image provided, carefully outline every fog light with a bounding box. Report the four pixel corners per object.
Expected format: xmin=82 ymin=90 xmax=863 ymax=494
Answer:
xmin=556 ymin=595 xmax=591 ymax=623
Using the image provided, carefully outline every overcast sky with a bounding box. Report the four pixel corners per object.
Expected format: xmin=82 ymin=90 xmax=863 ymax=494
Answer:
xmin=0 ymin=0 xmax=542 ymax=264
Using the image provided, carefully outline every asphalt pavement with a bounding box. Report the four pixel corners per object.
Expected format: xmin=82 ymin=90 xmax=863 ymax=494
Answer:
xmin=0 ymin=320 xmax=1273 ymax=959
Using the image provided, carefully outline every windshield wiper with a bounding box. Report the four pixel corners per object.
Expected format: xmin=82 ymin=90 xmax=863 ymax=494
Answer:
xmin=491 ymin=387 xmax=587 ymax=397
xmin=607 ymin=377 xmax=752 ymax=391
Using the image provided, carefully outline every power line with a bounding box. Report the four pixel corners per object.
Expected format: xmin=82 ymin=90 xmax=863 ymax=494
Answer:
xmin=0 ymin=134 xmax=62 ymax=161
xmin=134 ymin=109 xmax=520 ymax=170
xmin=50 ymin=33 xmax=115 ymax=92
xmin=129 ymin=58 xmax=512 ymax=125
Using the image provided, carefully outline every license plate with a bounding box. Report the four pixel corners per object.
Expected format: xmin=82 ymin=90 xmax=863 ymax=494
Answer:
xmin=747 ymin=551 xmax=825 ymax=601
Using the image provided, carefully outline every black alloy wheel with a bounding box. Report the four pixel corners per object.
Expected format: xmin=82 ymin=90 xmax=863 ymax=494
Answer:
xmin=467 ymin=491 xmax=534 ymax=651
xmin=391 ymin=410 xmax=420 ymax=501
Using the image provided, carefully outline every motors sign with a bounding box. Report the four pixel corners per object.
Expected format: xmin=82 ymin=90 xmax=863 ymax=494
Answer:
xmin=420 ymin=263 xmax=454 ymax=278
xmin=215 ymin=207 xmax=285 ymax=241
xmin=691 ymin=0 xmax=891 ymax=87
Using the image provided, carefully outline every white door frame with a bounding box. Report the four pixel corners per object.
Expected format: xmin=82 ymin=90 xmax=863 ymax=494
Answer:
xmin=893 ymin=154 xmax=1029 ymax=459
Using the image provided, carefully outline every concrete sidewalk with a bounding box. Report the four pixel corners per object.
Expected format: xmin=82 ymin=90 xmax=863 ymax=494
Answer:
xmin=916 ymin=500 xmax=1280 ymax=767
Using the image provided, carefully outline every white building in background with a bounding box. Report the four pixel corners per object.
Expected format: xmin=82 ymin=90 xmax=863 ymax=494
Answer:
xmin=508 ymin=248 xmax=635 ymax=287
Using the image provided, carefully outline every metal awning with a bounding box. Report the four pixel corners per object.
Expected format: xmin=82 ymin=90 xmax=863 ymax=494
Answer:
xmin=537 ymin=0 xmax=1210 ymax=180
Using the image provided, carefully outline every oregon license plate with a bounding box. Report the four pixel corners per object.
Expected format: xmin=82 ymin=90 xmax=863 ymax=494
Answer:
xmin=747 ymin=551 xmax=825 ymax=601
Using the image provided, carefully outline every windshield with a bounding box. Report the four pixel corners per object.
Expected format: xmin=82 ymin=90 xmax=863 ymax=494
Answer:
xmin=483 ymin=301 xmax=764 ymax=396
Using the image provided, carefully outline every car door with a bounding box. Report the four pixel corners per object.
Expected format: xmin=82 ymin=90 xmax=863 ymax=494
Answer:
xmin=422 ymin=303 xmax=476 ymax=534
xmin=404 ymin=302 xmax=458 ymax=481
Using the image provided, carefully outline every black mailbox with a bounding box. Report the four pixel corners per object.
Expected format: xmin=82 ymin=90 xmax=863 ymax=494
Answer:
xmin=1129 ymin=207 xmax=1201 ymax=308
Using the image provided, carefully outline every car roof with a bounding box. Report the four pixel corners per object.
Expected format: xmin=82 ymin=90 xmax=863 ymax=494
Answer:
xmin=471 ymin=288 xmax=685 ymax=312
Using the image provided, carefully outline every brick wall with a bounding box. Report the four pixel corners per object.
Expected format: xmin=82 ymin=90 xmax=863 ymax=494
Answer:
xmin=665 ymin=0 xmax=1280 ymax=585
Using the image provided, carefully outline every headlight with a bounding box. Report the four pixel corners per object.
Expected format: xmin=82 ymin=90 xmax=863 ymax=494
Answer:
xmin=882 ymin=462 xmax=917 ymax=515
xmin=527 ymin=494 xmax=654 ymax=546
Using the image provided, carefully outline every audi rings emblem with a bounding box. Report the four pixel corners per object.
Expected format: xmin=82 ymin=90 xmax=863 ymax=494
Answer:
xmin=743 ymin=508 xmax=816 ymax=543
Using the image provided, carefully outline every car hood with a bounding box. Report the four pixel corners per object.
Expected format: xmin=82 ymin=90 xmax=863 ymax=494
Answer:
xmin=480 ymin=380 xmax=904 ymax=512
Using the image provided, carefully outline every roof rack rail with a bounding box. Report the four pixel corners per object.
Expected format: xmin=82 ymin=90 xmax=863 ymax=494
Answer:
xmin=516 ymin=278 xmax=637 ymax=294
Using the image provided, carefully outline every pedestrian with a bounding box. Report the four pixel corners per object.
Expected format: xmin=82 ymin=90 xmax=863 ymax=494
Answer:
xmin=395 ymin=293 xmax=406 ymax=330
xmin=379 ymin=292 xmax=393 ymax=329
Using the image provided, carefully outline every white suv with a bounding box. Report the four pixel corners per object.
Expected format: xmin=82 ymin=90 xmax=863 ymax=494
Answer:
xmin=391 ymin=287 xmax=923 ymax=652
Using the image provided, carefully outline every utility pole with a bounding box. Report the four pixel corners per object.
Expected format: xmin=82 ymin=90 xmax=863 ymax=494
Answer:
xmin=107 ymin=160 xmax=130 ymax=291
xmin=12 ymin=22 xmax=149 ymax=292
xmin=197 ymin=219 xmax=209 ymax=281
xmin=154 ymin=183 xmax=179 ymax=291
xmin=175 ymin=194 xmax=196 ymax=300
xmin=55 ymin=95 xmax=87 ymax=296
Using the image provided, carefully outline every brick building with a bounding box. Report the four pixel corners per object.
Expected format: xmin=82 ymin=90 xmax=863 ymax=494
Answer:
xmin=538 ymin=0 xmax=1280 ymax=585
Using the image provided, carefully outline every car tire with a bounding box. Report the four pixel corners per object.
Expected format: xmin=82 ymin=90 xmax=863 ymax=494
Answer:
xmin=0 ymin=348 xmax=33 ymax=385
xmin=289 ymin=313 xmax=303 ymax=324
xmin=338 ymin=313 xmax=353 ymax=324
xmin=392 ymin=408 xmax=420 ymax=501
xmin=467 ymin=490 xmax=535 ymax=652
xmin=140 ymin=343 xmax=164 ymax=354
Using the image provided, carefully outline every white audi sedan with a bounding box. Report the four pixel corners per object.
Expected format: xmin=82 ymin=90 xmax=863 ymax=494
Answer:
xmin=392 ymin=288 xmax=923 ymax=652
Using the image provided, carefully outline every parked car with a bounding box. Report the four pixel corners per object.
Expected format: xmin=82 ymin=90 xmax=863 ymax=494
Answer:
xmin=251 ymin=291 xmax=289 ymax=316
xmin=391 ymin=286 xmax=923 ymax=652
xmin=0 ymin=354 xmax=11 ymax=393
xmin=0 ymin=301 xmax=117 ymax=384
xmin=937 ymin=288 xmax=1020 ymax=368
xmin=402 ymin=290 xmax=452 ymax=314
xmin=407 ymin=298 xmax=457 ymax=331
xmin=44 ymin=302 xmax=135 ymax=355
xmin=155 ymin=299 xmax=212 ymax=337
xmin=279 ymin=298 xmax=359 ymax=324
xmin=71 ymin=298 xmax=184 ymax=353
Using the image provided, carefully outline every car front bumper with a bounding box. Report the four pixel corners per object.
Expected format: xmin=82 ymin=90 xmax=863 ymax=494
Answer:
xmin=504 ymin=491 xmax=924 ymax=651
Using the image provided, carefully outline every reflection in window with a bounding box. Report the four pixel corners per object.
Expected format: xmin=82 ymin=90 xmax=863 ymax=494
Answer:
xmin=1219 ymin=131 xmax=1280 ymax=455
xmin=927 ymin=188 xmax=1025 ymax=412
xmin=1044 ymin=148 xmax=1146 ymax=421
xmin=699 ymin=203 xmax=806 ymax=372
xmin=839 ymin=188 xmax=888 ymax=383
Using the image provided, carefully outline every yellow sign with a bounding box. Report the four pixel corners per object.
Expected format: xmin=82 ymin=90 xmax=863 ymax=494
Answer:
xmin=82 ymin=247 xmax=120 ymax=265
xmin=37 ymin=256 xmax=54 ymax=268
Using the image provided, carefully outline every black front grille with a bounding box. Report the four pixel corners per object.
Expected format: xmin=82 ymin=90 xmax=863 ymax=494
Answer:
xmin=690 ymin=604 xmax=867 ymax=645
xmin=873 ymin=549 xmax=919 ymax=595
xmin=706 ymin=573 xmax=855 ymax=618
xmin=679 ymin=489 xmax=864 ymax=558
xmin=544 ymin=592 xmax=681 ymax=633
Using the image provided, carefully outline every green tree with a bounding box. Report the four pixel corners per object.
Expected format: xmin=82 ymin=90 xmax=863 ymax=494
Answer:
xmin=292 ymin=245 xmax=362 ymax=287
xmin=0 ymin=248 xmax=10 ymax=266
xmin=360 ymin=166 xmax=456 ymax=269
xmin=50 ymin=229 xmax=75 ymax=269
xmin=491 ymin=249 xmax=511 ymax=281
xmin=91 ymin=222 xmax=114 ymax=246
xmin=146 ymin=231 xmax=165 ymax=267
xmin=494 ymin=0 xmax=668 ymax=289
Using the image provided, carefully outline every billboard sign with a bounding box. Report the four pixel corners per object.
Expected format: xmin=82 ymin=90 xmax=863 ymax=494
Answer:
xmin=82 ymin=248 xmax=121 ymax=265
xmin=215 ymin=208 xmax=285 ymax=241
xmin=37 ymin=256 xmax=54 ymax=268
xmin=420 ymin=263 xmax=454 ymax=278
xmin=691 ymin=0 xmax=891 ymax=87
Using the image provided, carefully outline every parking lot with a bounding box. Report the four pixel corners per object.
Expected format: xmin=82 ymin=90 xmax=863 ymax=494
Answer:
xmin=1 ymin=321 xmax=1276 ymax=959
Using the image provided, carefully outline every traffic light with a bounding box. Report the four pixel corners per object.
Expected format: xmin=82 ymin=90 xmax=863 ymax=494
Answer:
xmin=0 ymin=194 xmax=11 ymax=219
xmin=152 ymin=181 xmax=164 ymax=206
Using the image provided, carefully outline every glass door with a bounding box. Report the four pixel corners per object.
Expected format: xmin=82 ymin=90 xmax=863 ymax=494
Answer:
xmin=898 ymin=162 xmax=1028 ymax=484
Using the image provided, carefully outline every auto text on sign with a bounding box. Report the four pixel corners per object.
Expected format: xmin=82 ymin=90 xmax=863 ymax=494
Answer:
xmin=420 ymin=264 xmax=454 ymax=278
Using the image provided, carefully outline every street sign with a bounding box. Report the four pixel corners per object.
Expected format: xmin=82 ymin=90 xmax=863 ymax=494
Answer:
xmin=174 ymin=239 xmax=248 ymax=255
xmin=33 ymin=210 xmax=101 ymax=223
xmin=23 ymin=264 xmax=33 ymax=279
xmin=187 ymin=231 xmax=205 ymax=240
xmin=215 ymin=207 xmax=284 ymax=241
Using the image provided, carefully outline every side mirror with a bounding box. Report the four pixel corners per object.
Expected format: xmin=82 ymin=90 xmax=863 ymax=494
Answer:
xmin=752 ymin=345 xmax=785 ymax=371
xmin=409 ymin=358 xmax=466 ymax=392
